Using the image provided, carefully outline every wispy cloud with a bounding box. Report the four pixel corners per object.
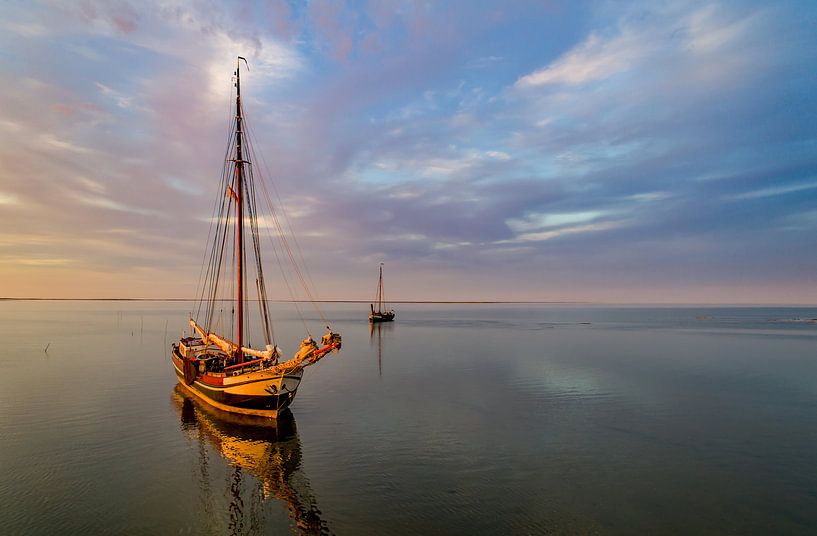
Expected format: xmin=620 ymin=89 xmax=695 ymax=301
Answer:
xmin=728 ymin=180 xmax=817 ymax=201
xmin=506 ymin=221 xmax=623 ymax=243
xmin=516 ymin=33 xmax=640 ymax=87
xmin=0 ymin=192 xmax=20 ymax=206
xmin=95 ymin=82 xmax=133 ymax=109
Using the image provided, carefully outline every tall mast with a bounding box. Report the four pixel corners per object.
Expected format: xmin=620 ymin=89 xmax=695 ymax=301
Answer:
xmin=235 ymin=57 xmax=247 ymax=362
xmin=377 ymin=263 xmax=384 ymax=313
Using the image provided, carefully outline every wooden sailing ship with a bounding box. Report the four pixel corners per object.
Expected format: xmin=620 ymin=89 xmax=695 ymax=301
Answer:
xmin=171 ymin=57 xmax=341 ymax=419
xmin=369 ymin=263 xmax=395 ymax=323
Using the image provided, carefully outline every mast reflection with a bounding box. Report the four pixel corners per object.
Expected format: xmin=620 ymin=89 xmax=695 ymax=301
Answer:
xmin=172 ymin=385 xmax=329 ymax=535
xmin=369 ymin=320 xmax=394 ymax=379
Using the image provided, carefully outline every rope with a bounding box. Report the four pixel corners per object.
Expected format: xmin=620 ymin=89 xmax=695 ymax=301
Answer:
xmin=244 ymin=117 xmax=330 ymax=326
xmin=189 ymin=72 xmax=338 ymax=353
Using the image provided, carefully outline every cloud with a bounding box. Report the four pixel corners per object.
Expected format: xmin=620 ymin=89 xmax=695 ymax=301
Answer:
xmin=39 ymin=134 xmax=93 ymax=154
xmin=4 ymin=21 xmax=47 ymax=36
xmin=0 ymin=256 xmax=75 ymax=267
xmin=0 ymin=192 xmax=20 ymax=206
xmin=507 ymin=210 xmax=608 ymax=232
xmin=95 ymin=82 xmax=133 ymax=109
xmin=727 ymin=180 xmax=817 ymax=201
xmin=516 ymin=33 xmax=640 ymax=87
xmin=68 ymin=191 xmax=160 ymax=216
xmin=0 ymin=0 xmax=815 ymax=302
xmin=505 ymin=221 xmax=623 ymax=243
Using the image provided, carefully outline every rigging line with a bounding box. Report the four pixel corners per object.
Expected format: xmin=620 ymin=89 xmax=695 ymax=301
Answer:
xmin=207 ymin=191 xmax=230 ymax=329
xmin=244 ymin=136 xmax=319 ymax=315
xmin=382 ymin=267 xmax=388 ymax=309
xmin=245 ymin=166 xmax=274 ymax=346
xmin=250 ymin=169 xmax=328 ymax=332
xmin=226 ymin=77 xmax=236 ymax=148
xmin=214 ymin=306 xmax=224 ymax=338
xmin=267 ymin=211 xmax=312 ymax=337
xmin=265 ymin=189 xmax=327 ymax=324
xmin=197 ymin=116 xmax=236 ymax=325
xmin=200 ymin=75 xmax=240 ymax=330
xmin=254 ymin=278 xmax=267 ymax=346
xmin=194 ymin=114 xmax=236 ymax=322
xmin=193 ymin=198 xmax=218 ymax=322
xmin=205 ymin=206 xmax=224 ymax=330
xmin=243 ymin=116 xmax=330 ymax=325
xmin=202 ymin=196 xmax=224 ymax=327
xmin=233 ymin=196 xmax=240 ymax=345
xmin=244 ymin=118 xmax=324 ymax=303
xmin=203 ymin=147 xmax=235 ymax=326
xmin=251 ymin=244 xmax=275 ymax=346
xmin=374 ymin=273 xmax=380 ymax=309
xmin=239 ymin=172 xmax=252 ymax=348
xmin=210 ymin=143 xmax=239 ymax=321
xmin=197 ymin=81 xmax=239 ymax=317
xmin=210 ymin=178 xmax=233 ymax=335
xmin=229 ymin=202 xmax=237 ymax=343
xmin=204 ymin=155 xmax=234 ymax=330
xmin=260 ymin=283 xmax=274 ymax=346
xmin=243 ymin=232 xmax=250 ymax=348
xmin=237 ymin=107 xmax=311 ymax=335
xmin=235 ymin=94 xmax=253 ymax=352
xmin=249 ymin=164 xmax=311 ymax=337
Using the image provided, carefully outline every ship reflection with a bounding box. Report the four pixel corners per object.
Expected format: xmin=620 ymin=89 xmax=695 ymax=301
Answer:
xmin=171 ymin=385 xmax=330 ymax=535
xmin=369 ymin=320 xmax=394 ymax=379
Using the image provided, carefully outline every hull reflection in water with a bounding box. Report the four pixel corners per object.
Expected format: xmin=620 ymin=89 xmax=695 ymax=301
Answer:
xmin=171 ymin=386 xmax=329 ymax=535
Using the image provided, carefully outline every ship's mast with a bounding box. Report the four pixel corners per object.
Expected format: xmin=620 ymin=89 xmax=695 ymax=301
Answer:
xmin=235 ymin=57 xmax=247 ymax=362
xmin=377 ymin=263 xmax=384 ymax=313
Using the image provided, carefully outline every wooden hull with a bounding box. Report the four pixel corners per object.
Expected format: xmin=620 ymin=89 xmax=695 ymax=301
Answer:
xmin=171 ymin=348 xmax=302 ymax=419
xmin=369 ymin=312 xmax=395 ymax=323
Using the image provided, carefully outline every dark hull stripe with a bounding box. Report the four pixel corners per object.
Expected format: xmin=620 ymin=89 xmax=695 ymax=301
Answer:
xmin=171 ymin=350 xmax=300 ymax=412
xmin=171 ymin=352 xmax=301 ymax=390
xmin=173 ymin=368 xmax=296 ymax=410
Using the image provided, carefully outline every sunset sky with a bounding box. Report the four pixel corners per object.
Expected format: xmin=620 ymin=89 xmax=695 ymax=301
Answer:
xmin=1 ymin=0 xmax=815 ymax=303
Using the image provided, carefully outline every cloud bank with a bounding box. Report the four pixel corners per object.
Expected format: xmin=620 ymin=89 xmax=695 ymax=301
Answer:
xmin=0 ymin=0 xmax=815 ymax=302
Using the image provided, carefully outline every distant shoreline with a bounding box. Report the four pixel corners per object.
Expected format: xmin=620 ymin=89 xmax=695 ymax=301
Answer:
xmin=0 ymin=297 xmax=582 ymax=304
xmin=0 ymin=298 xmax=814 ymax=306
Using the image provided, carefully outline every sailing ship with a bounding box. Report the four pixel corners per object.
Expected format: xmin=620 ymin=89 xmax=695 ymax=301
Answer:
xmin=171 ymin=57 xmax=341 ymax=419
xmin=369 ymin=263 xmax=395 ymax=323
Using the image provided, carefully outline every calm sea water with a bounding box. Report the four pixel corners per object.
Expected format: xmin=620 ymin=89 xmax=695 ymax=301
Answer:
xmin=1 ymin=301 xmax=816 ymax=534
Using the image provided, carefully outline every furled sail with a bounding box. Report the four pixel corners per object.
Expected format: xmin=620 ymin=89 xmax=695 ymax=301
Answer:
xmin=189 ymin=319 xmax=278 ymax=360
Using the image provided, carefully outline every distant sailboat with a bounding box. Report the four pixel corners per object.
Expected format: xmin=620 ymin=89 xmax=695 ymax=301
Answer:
xmin=171 ymin=57 xmax=341 ymax=419
xmin=369 ymin=263 xmax=395 ymax=323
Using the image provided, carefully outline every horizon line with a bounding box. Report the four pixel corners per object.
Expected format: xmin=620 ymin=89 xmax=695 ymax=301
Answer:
xmin=1 ymin=297 xmax=815 ymax=307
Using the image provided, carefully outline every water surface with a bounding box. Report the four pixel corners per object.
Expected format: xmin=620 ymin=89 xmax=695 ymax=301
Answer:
xmin=1 ymin=302 xmax=816 ymax=534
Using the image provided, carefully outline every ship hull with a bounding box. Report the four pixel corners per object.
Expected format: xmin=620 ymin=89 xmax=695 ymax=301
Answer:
xmin=369 ymin=312 xmax=395 ymax=323
xmin=171 ymin=349 xmax=302 ymax=418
